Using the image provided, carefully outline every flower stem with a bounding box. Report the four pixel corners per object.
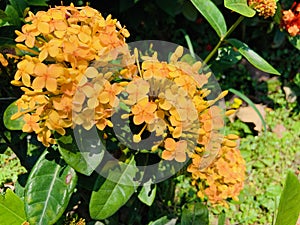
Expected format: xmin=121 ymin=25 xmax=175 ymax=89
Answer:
xmin=203 ymin=15 xmax=245 ymax=65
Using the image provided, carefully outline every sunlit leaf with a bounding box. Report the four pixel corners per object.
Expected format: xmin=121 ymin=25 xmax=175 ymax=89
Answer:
xmin=275 ymin=171 xmax=300 ymax=225
xmin=191 ymin=0 xmax=227 ymax=37
xmin=138 ymin=182 xmax=157 ymax=206
xmin=227 ymin=38 xmax=280 ymax=75
xmin=89 ymin=158 xmax=138 ymax=220
xmin=3 ymin=101 xmax=25 ymax=130
xmin=25 ymin=150 xmax=77 ymax=225
xmin=0 ymin=189 xmax=26 ymax=225
xmin=224 ymin=0 xmax=256 ymax=17
xmin=56 ymin=128 xmax=104 ymax=176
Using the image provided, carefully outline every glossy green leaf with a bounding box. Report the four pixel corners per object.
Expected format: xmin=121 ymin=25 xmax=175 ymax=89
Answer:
xmin=182 ymin=1 xmax=198 ymax=21
xmin=228 ymin=38 xmax=280 ymax=75
xmin=5 ymin=5 xmax=20 ymax=26
xmin=0 ymin=189 xmax=26 ymax=225
xmin=138 ymin=182 xmax=156 ymax=206
xmin=191 ymin=0 xmax=227 ymax=37
xmin=224 ymin=0 xmax=256 ymax=17
xmin=3 ymin=101 xmax=25 ymax=130
xmin=89 ymin=158 xmax=138 ymax=220
xmin=56 ymin=128 xmax=104 ymax=176
xmin=289 ymin=35 xmax=300 ymax=50
xmin=181 ymin=202 xmax=209 ymax=225
xmin=275 ymin=171 xmax=300 ymax=225
xmin=25 ymin=150 xmax=77 ymax=225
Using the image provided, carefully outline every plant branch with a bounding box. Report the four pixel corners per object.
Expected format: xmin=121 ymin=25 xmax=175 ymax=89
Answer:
xmin=203 ymin=15 xmax=245 ymax=65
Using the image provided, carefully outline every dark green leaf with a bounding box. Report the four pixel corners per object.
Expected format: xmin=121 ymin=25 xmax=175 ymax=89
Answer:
xmin=56 ymin=128 xmax=104 ymax=176
xmin=181 ymin=202 xmax=209 ymax=225
xmin=215 ymin=46 xmax=242 ymax=67
xmin=0 ymin=189 xmax=27 ymax=225
xmin=89 ymin=158 xmax=138 ymax=220
xmin=138 ymin=183 xmax=156 ymax=206
xmin=224 ymin=0 xmax=256 ymax=17
xmin=288 ymin=35 xmax=300 ymax=50
xmin=9 ymin=0 xmax=27 ymax=17
xmin=0 ymin=10 xmax=8 ymax=19
xmin=275 ymin=171 xmax=300 ymax=225
xmin=3 ymin=101 xmax=25 ymax=130
xmin=25 ymin=150 xmax=77 ymax=225
xmin=155 ymin=0 xmax=183 ymax=16
xmin=26 ymin=0 xmax=49 ymax=6
xmin=218 ymin=211 xmax=226 ymax=225
xmin=4 ymin=5 xmax=20 ymax=26
xmin=227 ymin=38 xmax=280 ymax=75
xmin=182 ymin=1 xmax=198 ymax=21
xmin=272 ymin=29 xmax=285 ymax=48
xmin=191 ymin=0 xmax=227 ymax=37
xmin=0 ymin=143 xmax=7 ymax=153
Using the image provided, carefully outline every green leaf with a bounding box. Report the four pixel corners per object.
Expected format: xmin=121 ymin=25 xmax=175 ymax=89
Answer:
xmin=181 ymin=202 xmax=209 ymax=225
xmin=3 ymin=101 xmax=25 ymax=130
xmin=288 ymin=35 xmax=300 ymax=50
xmin=182 ymin=1 xmax=198 ymax=21
xmin=4 ymin=5 xmax=20 ymax=26
xmin=25 ymin=150 xmax=78 ymax=225
xmin=0 ymin=189 xmax=27 ymax=225
xmin=26 ymin=0 xmax=49 ymax=6
xmin=224 ymin=0 xmax=256 ymax=17
xmin=89 ymin=158 xmax=138 ymax=220
xmin=8 ymin=0 xmax=27 ymax=17
xmin=228 ymin=88 xmax=267 ymax=132
xmin=191 ymin=0 xmax=227 ymax=37
xmin=218 ymin=211 xmax=226 ymax=225
xmin=155 ymin=0 xmax=183 ymax=16
xmin=138 ymin=182 xmax=156 ymax=206
xmin=275 ymin=171 xmax=300 ymax=225
xmin=149 ymin=216 xmax=177 ymax=225
xmin=56 ymin=128 xmax=104 ymax=176
xmin=227 ymin=38 xmax=280 ymax=75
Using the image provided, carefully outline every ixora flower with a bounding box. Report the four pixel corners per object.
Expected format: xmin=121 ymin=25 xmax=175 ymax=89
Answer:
xmin=281 ymin=1 xmax=300 ymax=37
xmin=188 ymin=134 xmax=246 ymax=207
xmin=248 ymin=0 xmax=277 ymax=18
xmin=11 ymin=4 xmax=129 ymax=146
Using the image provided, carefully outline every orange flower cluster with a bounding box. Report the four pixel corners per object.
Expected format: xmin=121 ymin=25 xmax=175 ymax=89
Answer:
xmin=119 ymin=47 xmax=227 ymax=164
xmin=281 ymin=1 xmax=300 ymax=37
xmin=248 ymin=0 xmax=277 ymax=18
xmin=11 ymin=4 xmax=129 ymax=146
xmin=187 ymin=134 xmax=246 ymax=207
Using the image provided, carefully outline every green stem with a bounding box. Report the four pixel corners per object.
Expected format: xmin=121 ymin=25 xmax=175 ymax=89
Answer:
xmin=203 ymin=15 xmax=245 ymax=65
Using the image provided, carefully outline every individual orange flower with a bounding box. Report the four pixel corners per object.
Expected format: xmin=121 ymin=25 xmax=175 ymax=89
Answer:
xmin=32 ymin=63 xmax=64 ymax=92
xmin=15 ymin=24 xmax=39 ymax=48
xmin=14 ymin=56 xmax=36 ymax=87
xmin=161 ymin=138 xmax=187 ymax=162
xmin=22 ymin=114 xmax=40 ymax=133
xmin=132 ymin=98 xmax=157 ymax=125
